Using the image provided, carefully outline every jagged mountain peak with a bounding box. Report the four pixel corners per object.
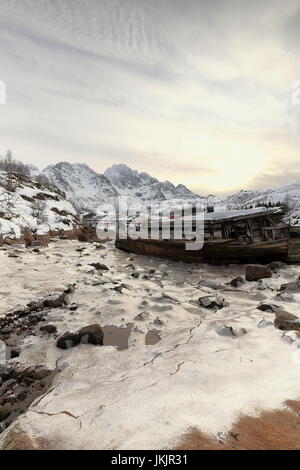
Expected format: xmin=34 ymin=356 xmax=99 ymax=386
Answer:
xmin=42 ymin=162 xmax=118 ymax=210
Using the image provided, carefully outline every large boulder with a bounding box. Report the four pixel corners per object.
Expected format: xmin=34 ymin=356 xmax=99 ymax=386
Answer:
xmin=57 ymin=324 xmax=104 ymax=349
xmin=245 ymin=265 xmax=272 ymax=282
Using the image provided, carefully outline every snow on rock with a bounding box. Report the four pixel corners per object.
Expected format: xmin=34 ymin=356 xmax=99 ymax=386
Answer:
xmin=0 ymin=171 xmax=79 ymax=242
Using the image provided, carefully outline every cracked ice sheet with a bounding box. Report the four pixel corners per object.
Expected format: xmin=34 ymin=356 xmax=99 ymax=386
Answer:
xmin=1 ymin=240 xmax=300 ymax=449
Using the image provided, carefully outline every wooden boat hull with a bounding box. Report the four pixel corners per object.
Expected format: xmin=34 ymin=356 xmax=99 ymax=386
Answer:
xmin=115 ymin=237 xmax=290 ymax=264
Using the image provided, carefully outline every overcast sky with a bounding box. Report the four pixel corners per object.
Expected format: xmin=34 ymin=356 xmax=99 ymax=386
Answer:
xmin=0 ymin=0 xmax=300 ymax=195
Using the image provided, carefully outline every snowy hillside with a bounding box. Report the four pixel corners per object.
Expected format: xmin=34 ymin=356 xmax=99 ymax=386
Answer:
xmin=205 ymin=183 xmax=300 ymax=225
xmin=0 ymin=171 xmax=80 ymax=241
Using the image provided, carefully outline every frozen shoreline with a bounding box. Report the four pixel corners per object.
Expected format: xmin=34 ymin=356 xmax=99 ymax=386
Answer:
xmin=1 ymin=240 xmax=300 ymax=449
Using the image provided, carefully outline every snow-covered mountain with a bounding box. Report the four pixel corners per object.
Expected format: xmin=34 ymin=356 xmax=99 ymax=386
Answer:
xmin=24 ymin=160 xmax=300 ymax=224
xmin=36 ymin=162 xmax=200 ymax=210
xmin=42 ymin=162 xmax=119 ymax=210
xmin=104 ymin=163 xmax=199 ymax=201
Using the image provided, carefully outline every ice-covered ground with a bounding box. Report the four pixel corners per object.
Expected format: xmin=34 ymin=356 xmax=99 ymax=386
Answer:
xmin=1 ymin=240 xmax=300 ymax=449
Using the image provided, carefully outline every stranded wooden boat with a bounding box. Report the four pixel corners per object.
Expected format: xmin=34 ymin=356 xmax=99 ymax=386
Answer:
xmin=115 ymin=208 xmax=291 ymax=264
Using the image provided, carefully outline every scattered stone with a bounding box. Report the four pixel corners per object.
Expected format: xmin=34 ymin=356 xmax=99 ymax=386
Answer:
xmin=78 ymin=234 xmax=88 ymax=242
xmin=10 ymin=348 xmax=20 ymax=359
xmin=199 ymin=280 xmax=224 ymax=290
xmin=134 ymin=312 xmax=149 ymax=321
xmin=216 ymin=325 xmax=247 ymax=338
xmin=199 ymin=295 xmax=228 ymax=309
xmin=89 ymin=263 xmax=109 ymax=271
xmin=154 ymin=316 xmax=165 ymax=326
xmin=40 ymin=324 xmax=57 ymax=334
xmin=257 ymin=303 xmax=280 ymax=313
xmin=230 ymin=276 xmax=245 ymax=288
xmin=35 ymin=368 xmax=52 ymax=380
xmin=95 ymin=244 xmax=106 ymax=250
xmin=44 ymin=292 xmax=67 ymax=308
xmin=0 ymin=403 xmax=12 ymax=422
xmin=280 ymin=277 xmax=300 ymax=293
xmin=57 ymin=324 xmax=104 ymax=349
xmin=275 ymin=292 xmax=295 ymax=302
xmin=8 ymin=253 xmax=18 ymax=258
xmin=245 ymin=265 xmax=272 ymax=282
xmin=274 ymin=310 xmax=300 ymax=331
xmin=67 ymin=302 xmax=78 ymax=311
xmin=258 ymin=318 xmax=273 ymax=328
xmin=131 ymin=272 xmax=139 ymax=278
xmin=281 ymin=333 xmax=294 ymax=344
xmin=268 ymin=261 xmax=288 ymax=272
xmin=145 ymin=330 xmax=161 ymax=345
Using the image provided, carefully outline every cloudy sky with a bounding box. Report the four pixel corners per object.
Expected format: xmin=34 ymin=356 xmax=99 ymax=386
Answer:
xmin=0 ymin=0 xmax=300 ymax=195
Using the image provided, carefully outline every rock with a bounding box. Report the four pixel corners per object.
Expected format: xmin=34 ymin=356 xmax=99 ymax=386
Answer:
xmin=268 ymin=261 xmax=288 ymax=272
xmin=0 ymin=403 xmax=12 ymax=421
xmin=125 ymin=263 xmax=135 ymax=270
xmin=199 ymin=280 xmax=223 ymax=290
xmin=0 ymin=365 xmax=12 ymax=381
xmin=64 ymin=284 xmax=76 ymax=294
xmin=44 ymin=292 xmax=67 ymax=308
xmin=275 ymin=310 xmax=298 ymax=321
xmin=57 ymin=324 xmax=104 ymax=349
xmin=131 ymin=272 xmax=139 ymax=278
xmin=245 ymin=265 xmax=272 ymax=282
xmin=280 ymin=277 xmax=300 ymax=293
xmin=230 ymin=276 xmax=245 ymax=288
xmin=216 ymin=325 xmax=247 ymax=338
xmin=56 ymin=332 xmax=76 ymax=349
xmin=257 ymin=303 xmax=280 ymax=313
xmin=154 ymin=316 xmax=165 ymax=326
xmin=274 ymin=310 xmax=300 ymax=331
xmin=30 ymin=241 xmax=42 ymax=248
xmin=10 ymin=348 xmax=20 ymax=359
xmin=35 ymin=368 xmax=51 ymax=380
xmin=258 ymin=318 xmax=273 ymax=328
xmin=199 ymin=295 xmax=228 ymax=309
xmin=275 ymin=292 xmax=294 ymax=302
xmin=78 ymin=324 xmax=104 ymax=345
xmin=134 ymin=312 xmax=149 ymax=321
xmin=78 ymin=234 xmax=88 ymax=242
xmin=8 ymin=253 xmax=19 ymax=258
xmin=89 ymin=263 xmax=109 ymax=271
xmin=95 ymin=244 xmax=105 ymax=250
xmin=27 ymin=298 xmax=45 ymax=312
xmin=40 ymin=324 xmax=57 ymax=334
xmin=67 ymin=303 xmax=78 ymax=311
